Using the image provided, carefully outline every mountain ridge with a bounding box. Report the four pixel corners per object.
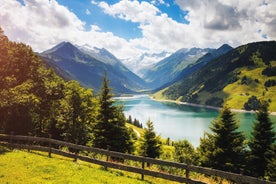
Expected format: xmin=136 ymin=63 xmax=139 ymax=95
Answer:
xmin=39 ymin=42 xmax=147 ymax=94
xmin=152 ymin=44 xmax=233 ymax=92
xmin=142 ymin=47 xmax=214 ymax=89
xmin=155 ymin=41 xmax=276 ymax=111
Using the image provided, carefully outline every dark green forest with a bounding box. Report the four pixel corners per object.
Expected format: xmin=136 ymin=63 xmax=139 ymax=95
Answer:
xmin=0 ymin=28 xmax=275 ymax=181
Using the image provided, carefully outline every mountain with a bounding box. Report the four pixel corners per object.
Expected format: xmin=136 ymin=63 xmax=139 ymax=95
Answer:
xmin=40 ymin=42 xmax=147 ymax=94
xmin=170 ymin=44 xmax=233 ymax=85
xmin=152 ymin=44 xmax=233 ymax=92
xmin=78 ymin=45 xmax=148 ymax=89
xmin=78 ymin=44 xmax=120 ymax=65
xmin=155 ymin=41 xmax=276 ymax=111
xmin=142 ymin=47 xmax=214 ymax=89
xmin=121 ymin=51 xmax=170 ymax=77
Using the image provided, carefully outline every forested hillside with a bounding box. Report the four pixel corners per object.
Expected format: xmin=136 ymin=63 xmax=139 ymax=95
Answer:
xmin=157 ymin=41 xmax=276 ymax=111
xmin=0 ymin=28 xmax=133 ymax=153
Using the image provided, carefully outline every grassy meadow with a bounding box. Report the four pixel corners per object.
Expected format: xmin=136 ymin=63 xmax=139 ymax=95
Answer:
xmin=0 ymin=146 xmax=183 ymax=184
xmin=0 ymin=146 xmax=234 ymax=184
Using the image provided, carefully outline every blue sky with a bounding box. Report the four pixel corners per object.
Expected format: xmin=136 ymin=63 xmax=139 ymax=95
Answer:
xmin=55 ymin=0 xmax=189 ymax=40
xmin=0 ymin=0 xmax=275 ymax=70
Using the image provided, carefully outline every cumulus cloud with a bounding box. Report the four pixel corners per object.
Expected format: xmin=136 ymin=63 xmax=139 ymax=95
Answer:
xmin=0 ymin=0 xmax=140 ymax=59
xmin=175 ymin=0 xmax=276 ymax=44
xmin=98 ymin=0 xmax=196 ymax=51
xmin=98 ymin=0 xmax=160 ymax=24
xmin=0 ymin=0 xmax=85 ymax=50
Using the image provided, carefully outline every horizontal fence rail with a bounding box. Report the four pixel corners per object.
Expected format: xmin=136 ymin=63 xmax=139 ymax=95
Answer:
xmin=0 ymin=134 xmax=274 ymax=184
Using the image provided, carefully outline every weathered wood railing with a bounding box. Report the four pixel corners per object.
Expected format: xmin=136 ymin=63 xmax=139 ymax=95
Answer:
xmin=0 ymin=134 xmax=274 ymax=184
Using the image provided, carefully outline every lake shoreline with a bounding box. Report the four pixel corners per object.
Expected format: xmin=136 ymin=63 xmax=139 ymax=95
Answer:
xmin=118 ymin=94 xmax=275 ymax=147
xmin=150 ymin=96 xmax=276 ymax=116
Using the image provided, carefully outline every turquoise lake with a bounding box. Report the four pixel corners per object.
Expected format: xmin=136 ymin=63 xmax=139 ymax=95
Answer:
xmin=116 ymin=95 xmax=276 ymax=147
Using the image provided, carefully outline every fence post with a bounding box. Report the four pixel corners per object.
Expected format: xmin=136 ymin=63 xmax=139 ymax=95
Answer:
xmin=27 ymin=133 xmax=32 ymax=152
xmin=73 ymin=139 xmax=78 ymax=162
xmin=48 ymin=134 xmax=52 ymax=158
xmin=186 ymin=162 xmax=190 ymax=184
xmin=74 ymin=151 xmax=78 ymax=162
xmin=104 ymin=154 xmax=109 ymax=170
xmin=27 ymin=136 xmax=30 ymax=152
xmin=141 ymin=161 xmax=145 ymax=180
xmin=10 ymin=132 xmax=14 ymax=150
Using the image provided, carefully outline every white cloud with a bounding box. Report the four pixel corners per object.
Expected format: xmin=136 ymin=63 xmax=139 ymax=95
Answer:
xmin=85 ymin=9 xmax=91 ymax=15
xmin=98 ymin=0 xmax=197 ymax=51
xmin=98 ymin=0 xmax=160 ymax=24
xmin=175 ymin=0 xmax=276 ymax=45
xmin=0 ymin=0 xmax=140 ymax=59
xmin=91 ymin=0 xmax=97 ymax=5
xmin=0 ymin=0 xmax=85 ymax=50
xmin=151 ymin=0 xmax=169 ymax=7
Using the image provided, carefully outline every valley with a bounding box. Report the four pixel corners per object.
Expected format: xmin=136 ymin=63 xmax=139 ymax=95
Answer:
xmin=1 ymin=1 xmax=276 ymax=182
xmin=1 ymin=22 xmax=276 ymax=183
xmin=40 ymin=41 xmax=276 ymax=112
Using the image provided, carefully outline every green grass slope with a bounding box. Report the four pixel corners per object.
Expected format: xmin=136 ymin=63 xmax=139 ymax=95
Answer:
xmin=158 ymin=41 xmax=276 ymax=111
xmin=0 ymin=149 xmax=144 ymax=184
xmin=0 ymin=147 xmax=182 ymax=184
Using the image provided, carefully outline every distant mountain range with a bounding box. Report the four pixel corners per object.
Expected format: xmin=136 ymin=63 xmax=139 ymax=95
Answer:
xmin=39 ymin=42 xmax=147 ymax=94
xmin=39 ymin=41 xmax=276 ymax=111
xmin=154 ymin=41 xmax=276 ymax=111
xmin=151 ymin=44 xmax=233 ymax=92
xmin=38 ymin=42 xmax=236 ymax=93
xmin=141 ymin=47 xmax=215 ymax=89
xmin=169 ymin=44 xmax=233 ymax=86
xmin=121 ymin=51 xmax=170 ymax=77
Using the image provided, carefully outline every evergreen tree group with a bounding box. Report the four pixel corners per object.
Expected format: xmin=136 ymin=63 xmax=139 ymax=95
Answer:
xmin=126 ymin=115 xmax=143 ymax=128
xmin=198 ymin=103 xmax=275 ymax=181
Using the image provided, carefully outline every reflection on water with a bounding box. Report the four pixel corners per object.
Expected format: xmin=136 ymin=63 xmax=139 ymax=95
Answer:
xmin=115 ymin=95 xmax=275 ymax=147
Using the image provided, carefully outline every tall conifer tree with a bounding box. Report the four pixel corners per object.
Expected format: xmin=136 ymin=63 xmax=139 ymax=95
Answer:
xmin=139 ymin=120 xmax=161 ymax=158
xmin=198 ymin=106 xmax=245 ymax=173
xmin=92 ymin=73 xmax=133 ymax=153
xmin=248 ymin=101 xmax=275 ymax=180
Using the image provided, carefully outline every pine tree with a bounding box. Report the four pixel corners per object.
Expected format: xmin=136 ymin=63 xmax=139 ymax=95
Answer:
xmin=248 ymin=101 xmax=275 ymax=180
xmin=198 ymin=105 xmax=245 ymax=173
xmin=139 ymin=120 xmax=161 ymax=158
xmin=92 ymin=73 xmax=133 ymax=153
xmin=127 ymin=115 xmax=132 ymax=124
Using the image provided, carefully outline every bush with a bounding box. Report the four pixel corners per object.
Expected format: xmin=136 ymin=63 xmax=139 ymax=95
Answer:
xmin=262 ymin=66 xmax=276 ymax=76
xmin=264 ymin=79 xmax=276 ymax=87
xmin=244 ymin=96 xmax=260 ymax=110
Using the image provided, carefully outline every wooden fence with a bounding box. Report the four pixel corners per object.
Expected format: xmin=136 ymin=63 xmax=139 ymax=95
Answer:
xmin=0 ymin=134 xmax=274 ymax=184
